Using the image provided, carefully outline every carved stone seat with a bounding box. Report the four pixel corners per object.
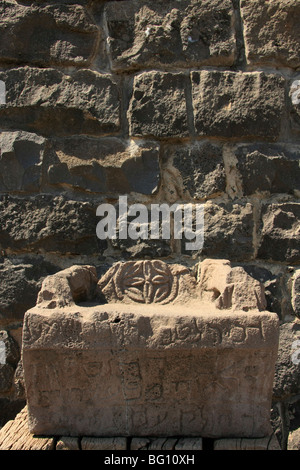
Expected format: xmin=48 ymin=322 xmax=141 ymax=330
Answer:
xmin=22 ymin=259 xmax=279 ymax=438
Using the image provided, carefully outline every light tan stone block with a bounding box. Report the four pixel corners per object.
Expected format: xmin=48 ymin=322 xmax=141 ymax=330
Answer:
xmin=0 ymin=407 xmax=54 ymax=450
xmin=81 ymin=437 xmax=127 ymax=450
xmin=22 ymin=303 xmax=279 ymax=438
xmin=214 ymin=434 xmax=281 ymax=450
xmin=37 ymin=264 xmax=98 ymax=309
xmin=288 ymin=427 xmax=300 ymax=450
xmin=198 ymin=258 xmax=267 ymax=311
xmin=56 ymin=437 xmax=80 ymax=450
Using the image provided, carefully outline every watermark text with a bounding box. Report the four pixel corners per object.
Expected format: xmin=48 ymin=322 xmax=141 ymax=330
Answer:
xmin=96 ymin=196 xmax=204 ymax=251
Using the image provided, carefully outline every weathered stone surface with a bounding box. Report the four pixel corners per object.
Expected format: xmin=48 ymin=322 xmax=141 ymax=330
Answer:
xmin=14 ymin=359 xmax=26 ymax=401
xmin=105 ymin=0 xmax=236 ymax=71
xmin=146 ymin=438 xmax=178 ymax=450
xmin=128 ymin=71 xmax=189 ymax=138
xmin=197 ymin=201 xmax=254 ymax=260
xmin=98 ymin=259 xmax=267 ymax=312
xmin=131 ymin=436 xmax=181 ymax=450
xmin=242 ymin=265 xmax=282 ymax=318
xmin=0 ymin=0 xmax=297 ymax=441
xmin=0 ymin=330 xmax=21 ymax=394
xmin=22 ymin=303 xmax=279 ymax=438
xmin=0 ymin=1 xmax=99 ymax=66
xmin=0 ymin=330 xmax=20 ymax=367
xmin=292 ymin=270 xmax=300 ymax=318
xmin=257 ymin=203 xmax=300 ymax=264
xmin=97 ymin=260 xmax=197 ymax=305
xmin=56 ymin=437 xmax=80 ymax=450
xmin=21 ymin=0 xmax=89 ymax=3
xmin=273 ymin=320 xmax=300 ymax=401
xmin=198 ymin=259 xmax=267 ymax=312
xmin=235 ymin=144 xmax=300 ymax=196
xmin=214 ymin=434 xmax=281 ymax=450
xmin=37 ymin=265 xmax=98 ymax=309
xmin=0 ymin=195 xmax=100 ymax=255
xmin=0 ymin=131 xmax=46 ymax=192
xmin=164 ymin=142 xmax=226 ymax=200
xmin=290 ymin=77 xmax=300 ymax=132
xmin=106 ymin=201 xmax=172 ymax=259
xmin=191 ymin=71 xmax=285 ymax=139
xmin=110 ymin=237 xmax=172 ymax=260
xmin=130 ymin=437 xmax=151 ymax=450
xmin=175 ymin=438 xmax=203 ymax=450
xmin=241 ymin=0 xmax=300 ymax=69
xmin=47 ymin=137 xmax=160 ymax=195
xmin=0 ymin=407 xmax=55 ymax=450
xmin=0 ymin=256 xmax=58 ymax=322
xmin=81 ymin=437 xmax=127 ymax=450
xmin=0 ymin=363 xmax=15 ymax=393
xmin=0 ymin=398 xmax=26 ymax=428
xmin=288 ymin=427 xmax=300 ymax=450
xmin=0 ymin=67 xmax=120 ymax=136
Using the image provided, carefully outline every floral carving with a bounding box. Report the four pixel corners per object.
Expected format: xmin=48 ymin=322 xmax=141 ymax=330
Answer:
xmin=98 ymin=260 xmax=180 ymax=304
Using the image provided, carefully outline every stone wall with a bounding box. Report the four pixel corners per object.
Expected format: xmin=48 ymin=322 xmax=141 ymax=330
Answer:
xmin=0 ymin=0 xmax=299 ymax=449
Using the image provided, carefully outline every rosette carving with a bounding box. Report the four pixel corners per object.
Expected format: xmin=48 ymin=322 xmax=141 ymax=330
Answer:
xmin=98 ymin=260 xmax=180 ymax=304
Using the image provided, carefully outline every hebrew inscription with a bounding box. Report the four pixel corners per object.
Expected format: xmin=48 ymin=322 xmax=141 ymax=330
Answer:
xmin=22 ymin=260 xmax=278 ymax=438
xmin=22 ymin=304 xmax=279 ymax=437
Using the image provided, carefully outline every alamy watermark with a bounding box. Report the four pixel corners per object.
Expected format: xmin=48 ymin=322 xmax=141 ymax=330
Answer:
xmin=0 ymin=80 xmax=6 ymax=105
xmin=291 ymin=80 xmax=300 ymax=105
xmin=0 ymin=340 xmax=6 ymax=365
xmin=291 ymin=340 xmax=300 ymax=366
xmin=96 ymin=196 xmax=204 ymax=251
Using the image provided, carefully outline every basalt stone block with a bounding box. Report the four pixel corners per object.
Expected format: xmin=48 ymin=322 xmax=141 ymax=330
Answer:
xmin=240 ymin=0 xmax=300 ymax=69
xmin=47 ymin=137 xmax=160 ymax=195
xmin=0 ymin=256 xmax=58 ymax=322
xmin=22 ymin=262 xmax=279 ymax=438
xmin=0 ymin=363 xmax=15 ymax=393
xmin=273 ymin=320 xmax=300 ymax=401
xmin=257 ymin=202 xmax=300 ymax=264
xmin=0 ymin=330 xmax=20 ymax=393
xmin=9 ymin=0 xmax=90 ymax=7
xmin=0 ymin=195 xmax=100 ymax=255
xmin=0 ymin=67 xmax=120 ymax=136
xmin=235 ymin=144 xmax=300 ymax=196
xmin=187 ymin=200 xmax=254 ymax=260
xmin=105 ymin=0 xmax=236 ymax=71
xmin=0 ymin=1 xmax=99 ymax=67
xmin=110 ymin=238 xmax=172 ymax=260
xmin=242 ymin=265 xmax=282 ymax=317
xmin=191 ymin=71 xmax=285 ymax=140
xmin=0 ymin=131 xmax=46 ymax=192
xmin=128 ymin=71 xmax=189 ymax=138
xmin=164 ymin=141 xmax=226 ymax=200
xmin=108 ymin=208 xmax=172 ymax=260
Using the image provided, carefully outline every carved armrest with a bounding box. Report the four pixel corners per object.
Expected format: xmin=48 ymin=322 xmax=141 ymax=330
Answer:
xmin=36 ymin=265 xmax=98 ymax=309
